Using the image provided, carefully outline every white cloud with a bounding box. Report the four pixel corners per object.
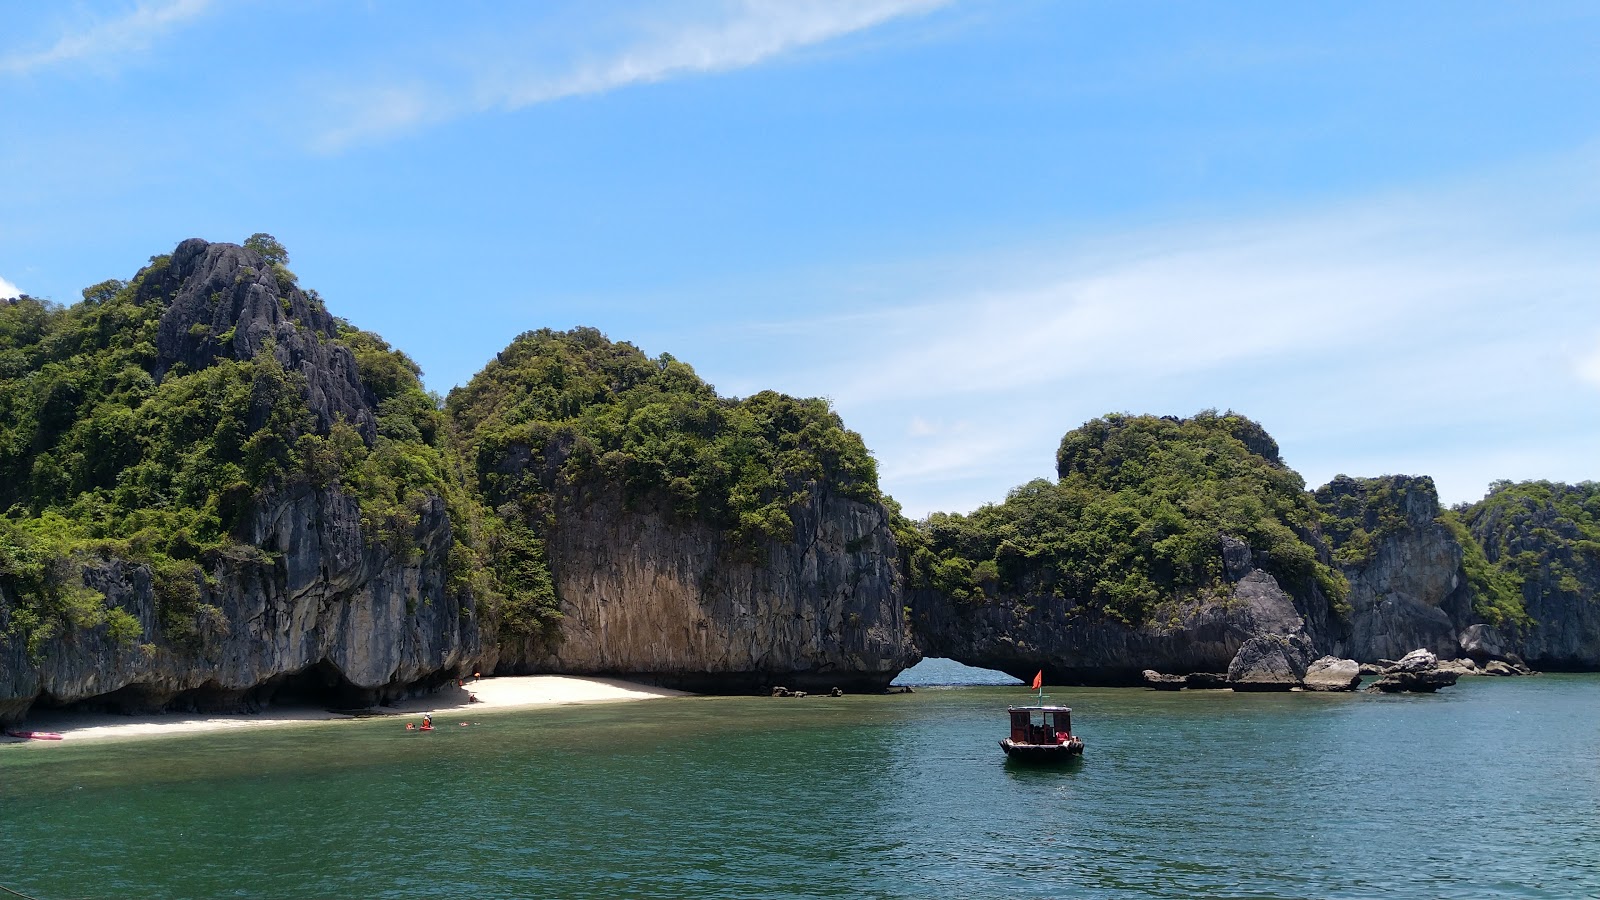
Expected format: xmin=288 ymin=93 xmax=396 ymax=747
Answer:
xmin=313 ymin=0 xmax=947 ymax=150
xmin=683 ymin=155 xmax=1600 ymax=516
xmin=0 ymin=0 xmax=212 ymax=76
xmin=0 ymin=275 xmax=20 ymax=299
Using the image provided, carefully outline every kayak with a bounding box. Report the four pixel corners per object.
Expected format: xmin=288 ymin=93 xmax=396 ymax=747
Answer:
xmin=5 ymin=730 xmax=64 ymax=741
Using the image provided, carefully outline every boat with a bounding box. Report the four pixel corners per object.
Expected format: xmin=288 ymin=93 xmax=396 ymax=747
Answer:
xmin=999 ymin=705 xmax=1084 ymax=762
xmin=5 ymin=730 xmax=64 ymax=741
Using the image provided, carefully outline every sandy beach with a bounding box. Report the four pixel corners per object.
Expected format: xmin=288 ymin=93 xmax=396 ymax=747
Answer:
xmin=0 ymin=676 xmax=689 ymax=745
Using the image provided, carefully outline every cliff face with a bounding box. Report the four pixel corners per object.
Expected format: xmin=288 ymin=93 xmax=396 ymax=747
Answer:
xmin=447 ymin=327 xmax=919 ymax=693
xmin=1314 ymin=476 xmax=1475 ymax=662
xmin=0 ymin=239 xmax=476 ymax=724
xmin=1465 ymin=483 xmax=1600 ymax=669
xmin=145 ymin=238 xmax=377 ymax=438
xmin=490 ymin=482 xmax=912 ymax=692
xmin=909 ymin=536 xmax=1326 ymax=684
xmin=1 ymin=485 xmax=476 ymax=723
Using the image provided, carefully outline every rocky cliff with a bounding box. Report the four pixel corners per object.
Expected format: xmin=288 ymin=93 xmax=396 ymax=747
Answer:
xmin=1 ymin=484 xmax=476 ymax=724
xmin=909 ymin=549 xmax=1323 ymax=685
xmin=450 ymin=328 xmax=918 ymax=692
xmin=1313 ymin=475 xmax=1476 ymax=662
xmin=1461 ymin=481 xmax=1600 ymax=669
xmin=0 ymin=239 xmax=477 ymax=724
xmin=489 ymin=481 xmax=911 ymax=692
xmin=904 ymin=413 xmax=1339 ymax=683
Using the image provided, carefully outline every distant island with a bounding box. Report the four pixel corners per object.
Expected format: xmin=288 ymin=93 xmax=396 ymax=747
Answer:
xmin=2 ymin=237 xmax=1595 ymax=724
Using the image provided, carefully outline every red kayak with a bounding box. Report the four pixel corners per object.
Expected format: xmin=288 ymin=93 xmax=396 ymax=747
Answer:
xmin=5 ymin=730 xmax=64 ymax=741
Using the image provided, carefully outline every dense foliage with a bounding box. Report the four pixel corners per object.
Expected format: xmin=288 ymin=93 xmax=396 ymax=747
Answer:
xmin=908 ymin=412 xmax=1348 ymax=625
xmin=0 ymin=241 xmax=478 ymax=654
xmin=1456 ymin=480 xmax=1600 ymax=627
xmin=1311 ymin=475 xmax=1422 ymax=566
xmin=447 ymin=327 xmax=881 ymax=625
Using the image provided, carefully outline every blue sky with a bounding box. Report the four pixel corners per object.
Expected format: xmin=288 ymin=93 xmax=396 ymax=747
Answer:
xmin=2 ymin=1 xmax=1597 ymax=517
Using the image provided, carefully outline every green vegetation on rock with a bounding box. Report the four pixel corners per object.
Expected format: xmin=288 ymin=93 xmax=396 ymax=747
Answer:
xmin=446 ymin=327 xmax=881 ymax=629
xmin=1311 ymin=475 xmax=1421 ymax=567
xmin=0 ymin=239 xmax=485 ymax=655
xmin=908 ymin=411 xmax=1348 ymax=625
xmin=1456 ymin=480 xmax=1599 ymax=627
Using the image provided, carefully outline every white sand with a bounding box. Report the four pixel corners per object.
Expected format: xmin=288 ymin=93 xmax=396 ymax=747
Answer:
xmin=0 ymin=676 xmax=688 ymax=745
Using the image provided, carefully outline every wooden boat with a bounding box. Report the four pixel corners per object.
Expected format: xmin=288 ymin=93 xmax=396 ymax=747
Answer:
xmin=999 ymin=705 xmax=1083 ymax=762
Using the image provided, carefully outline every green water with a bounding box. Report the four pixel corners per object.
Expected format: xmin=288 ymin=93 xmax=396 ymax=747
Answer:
xmin=3 ymin=675 xmax=1597 ymax=899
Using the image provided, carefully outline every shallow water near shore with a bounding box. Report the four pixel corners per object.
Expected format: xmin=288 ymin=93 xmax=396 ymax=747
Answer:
xmin=4 ymin=673 xmax=1596 ymax=899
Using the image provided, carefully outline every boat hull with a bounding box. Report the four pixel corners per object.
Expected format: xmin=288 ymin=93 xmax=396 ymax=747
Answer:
xmin=999 ymin=738 xmax=1084 ymax=762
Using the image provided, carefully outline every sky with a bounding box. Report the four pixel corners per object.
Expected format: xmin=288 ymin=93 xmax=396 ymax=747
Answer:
xmin=2 ymin=1 xmax=1597 ymax=517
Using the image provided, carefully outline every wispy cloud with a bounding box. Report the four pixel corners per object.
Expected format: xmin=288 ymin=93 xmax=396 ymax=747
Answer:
xmin=0 ymin=275 xmax=20 ymax=299
xmin=0 ymin=0 xmax=212 ymax=76
xmin=685 ymin=154 xmax=1600 ymax=515
xmin=314 ymin=0 xmax=948 ymax=150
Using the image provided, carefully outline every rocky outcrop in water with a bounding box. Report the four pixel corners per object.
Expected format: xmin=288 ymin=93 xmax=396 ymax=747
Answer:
xmin=1227 ymin=633 xmax=1316 ymax=691
xmin=910 ymin=537 xmax=1329 ymax=686
xmin=1301 ymin=656 xmax=1362 ymax=691
xmin=1365 ymin=649 xmax=1460 ymax=693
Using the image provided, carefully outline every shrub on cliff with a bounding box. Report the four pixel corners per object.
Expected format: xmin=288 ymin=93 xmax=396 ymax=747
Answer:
xmin=447 ymin=327 xmax=881 ymax=623
xmin=0 ymin=241 xmax=489 ymax=654
xmin=1455 ymin=479 xmax=1597 ymax=627
xmin=909 ymin=411 xmax=1346 ymax=625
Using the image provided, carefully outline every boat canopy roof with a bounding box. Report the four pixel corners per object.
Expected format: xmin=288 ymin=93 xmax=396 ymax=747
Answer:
xmin=1008 ymin=705 xmax=1071 ymax=713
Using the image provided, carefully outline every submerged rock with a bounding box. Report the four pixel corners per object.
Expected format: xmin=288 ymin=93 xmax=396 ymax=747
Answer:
xmin=1367 ymin=669 xmax=1459 ymax=693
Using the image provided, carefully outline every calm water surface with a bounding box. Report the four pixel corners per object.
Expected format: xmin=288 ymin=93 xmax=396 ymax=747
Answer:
xmin=3 ymin=673 xmax=1596 ymax=899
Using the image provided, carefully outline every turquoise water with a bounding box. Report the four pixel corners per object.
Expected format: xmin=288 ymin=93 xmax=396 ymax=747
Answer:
xmin=3 ymin=674 xmax=1597 ymax=899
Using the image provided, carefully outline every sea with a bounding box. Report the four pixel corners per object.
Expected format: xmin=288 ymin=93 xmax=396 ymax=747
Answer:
xmin=3 ymin=660 xmax=1596 ymax=899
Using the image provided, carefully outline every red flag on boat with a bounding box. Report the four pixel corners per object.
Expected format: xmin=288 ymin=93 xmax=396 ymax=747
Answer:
xmin=1031 ymin=670 xmax=1043 ymax=690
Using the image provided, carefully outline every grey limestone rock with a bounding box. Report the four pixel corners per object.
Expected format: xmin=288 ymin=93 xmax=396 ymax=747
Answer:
xmin=1302 ymin=656 xmax=1362 ymax=691
xmin=910 ymin=561 xmax=1325 ymax=686
xmin=1367 ymin=668 xmax=1459 ymax=693
xmin=1 ymin=483 xmax=477 ymax=725
xmin=1365 ymin=647 xmax=1459 ymax=692
xmin=492 ymin=481 xmax=915 ymax=693
xmin=1143 ymin=670 xmax=1187 ymax=690
xmin=1220 ymin=535 xmax=1254 ymax=582
xmin=1318 ymin=476 xmax=1475 ymax=663
xmin=1458 ymin=624 xmax=1513 ymax=665
xmin=1227 ymin=632 xmax=1315 ymax=691
xmin=1435 ymin=657 xmax=1480 ymax=676
xmin=144 ymin=239 xmax=377 ymax=438
xmin=1389 ymin=648 xmax=1438 ymax=672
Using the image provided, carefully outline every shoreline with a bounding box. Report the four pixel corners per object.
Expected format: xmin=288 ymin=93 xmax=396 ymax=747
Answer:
xmin=0 ymin=675 xmax=689 ymax=746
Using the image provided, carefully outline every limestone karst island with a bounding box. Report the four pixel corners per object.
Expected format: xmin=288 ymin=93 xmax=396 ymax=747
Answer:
xmin=3 ymin=237 xmax=1596 ymax=726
